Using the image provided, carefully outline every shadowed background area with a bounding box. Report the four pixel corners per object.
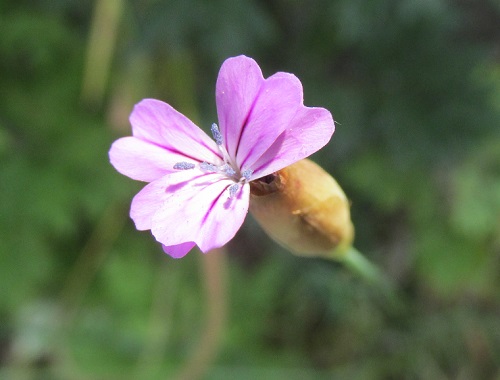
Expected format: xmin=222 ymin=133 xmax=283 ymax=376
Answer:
xmin=1 ymin=0 xmax=499 ymax=378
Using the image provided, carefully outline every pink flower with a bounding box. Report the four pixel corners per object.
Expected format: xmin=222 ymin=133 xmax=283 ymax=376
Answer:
xmin=109 ymin=55 xmax=334 ymax=258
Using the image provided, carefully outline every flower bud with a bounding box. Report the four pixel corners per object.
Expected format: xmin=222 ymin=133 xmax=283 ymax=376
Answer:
xmin=249 ymin=158 xmax=354 ymax=258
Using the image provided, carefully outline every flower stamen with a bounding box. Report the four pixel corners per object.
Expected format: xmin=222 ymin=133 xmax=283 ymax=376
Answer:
xmin=200 ymin=162 xmax=219 ymax=173
xmin=211 ymin=123 xmax=223 ymax=146
xmin=211 ymin=123 xmax=236 ymax=169
xmin=241 ymin=168 xmax=253 ymax=181
xmin=228 ymin=183 xmax=239 ymax=197
xmin=221 ymin=164 xmax=236 ymax=177
xmin=173 ymin=162 xmax=195 ymax=170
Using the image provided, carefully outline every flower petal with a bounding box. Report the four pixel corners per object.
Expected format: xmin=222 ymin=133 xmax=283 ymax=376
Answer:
xmin=129 ymin=179 xmax=169 ymax=231
xmin=151 ymin=174 xmax=250 ymax=253
xmin=216 ymin=56 xmax=307 ymax=173
xmin=162 ymin=242 xmax=196 ymax=258
xmin=249 ymin=106 xmax=334 ymax=179
xmin=109 ymin=136 xmax=192 ymax=182
xmin=215 ymin=56 xmax=264 ymax=159
xmin=130 ymin=99 xmax=221 ymax=164
xmin=130 ymin=170 xmax=205 ymax=231
xmin=233 ymin=72 xmax=303 ymax=170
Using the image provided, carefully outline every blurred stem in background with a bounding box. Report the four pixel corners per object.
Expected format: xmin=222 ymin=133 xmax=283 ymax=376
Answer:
xmin=159 ymin=52 xmax=228 ymax=380
xmin=82 ymin=0 xmax=124 ymax=107
xmin=173 ymin=250 xmax=227 ymax=380
xmin=55 ymin=203 xmax=128 ymax=377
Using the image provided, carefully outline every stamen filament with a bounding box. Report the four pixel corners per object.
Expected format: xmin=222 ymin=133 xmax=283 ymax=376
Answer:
xmin=204 ymin=122 xmax=252 ymax=191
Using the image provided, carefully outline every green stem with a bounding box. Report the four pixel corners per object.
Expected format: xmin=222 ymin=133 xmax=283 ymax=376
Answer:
xmin=339 ymin=247 xmax=401 ymax=309
xmin=341 ymin=247 xmax=385 ymax=285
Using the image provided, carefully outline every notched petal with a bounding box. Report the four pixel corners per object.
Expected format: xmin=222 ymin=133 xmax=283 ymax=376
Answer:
xmin=235 ymin=72 xmax=303 ymax=169
xmin=216 ymin=56 xmax=265 ymax=159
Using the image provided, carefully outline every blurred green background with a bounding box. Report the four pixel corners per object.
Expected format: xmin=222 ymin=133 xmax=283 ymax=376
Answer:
xmin=1 ymin=0 xmax=500 ymax=379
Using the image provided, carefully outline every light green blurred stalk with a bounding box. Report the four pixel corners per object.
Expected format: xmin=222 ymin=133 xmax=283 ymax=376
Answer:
xmin=338 ymin=247 xmax=401 ymax=309
xmin=81 ymin=0 xmax=124 ymax=106
xmin=157 ymin=52 xmax=228 ymax=380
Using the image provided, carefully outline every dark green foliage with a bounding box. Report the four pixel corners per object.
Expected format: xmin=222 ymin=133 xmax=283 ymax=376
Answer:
xmin=0 ymin=0 xmax=499 ymax=378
